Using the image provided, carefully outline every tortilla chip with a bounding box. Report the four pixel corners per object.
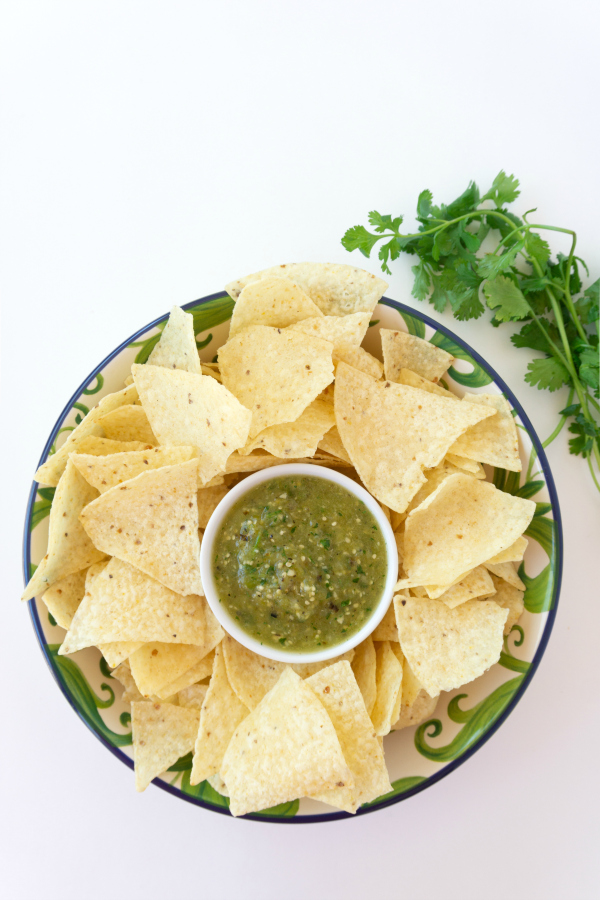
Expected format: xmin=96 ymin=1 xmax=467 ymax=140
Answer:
xmin=201 ymin=364 xmax=222 ymax=382
xmin=72 ymin=446 xmax=199 ymax=494
xmin=129 ymin=638 xmax=219 ymax=697
xmin=221 ymin=667 xmax=353 ymax=816
xmin=197 ymin=484 xmax=229 ymax=528
xmin=98 ymin=405 xmax=158 ymax=445
xmin=350 ymin=636 xmax=377 ymax=716
xmin=392 ymin=688 xmax=438 ymax=731
xmin=437 ymin=566 xmax=495 ymax=609
xmin=23 ymin=460 xmax=107 ymax=601
xmin=155 ymin=649 xmax=216 ymax=698
xmin=371 ymin=600 xmax=398 ymax=641
xmin=226 ymin=262 xmax=387 ymax=317
xmin=132 ymin=701 xmax=200 ymax=792
xmin=112 ymin=661 xmax=146 ymax=704
xmin=41 ymin=569 xmax=87 ymax=630
xmin=317 ymin=425 xmax=351 ymax=463
xmin=147 ymin=306 xmax=201 ymax=374
xmin=229 ymin=275 xmax=323 ymax=336
xmin=444 ymin=453 xmax=486 ymax=477
xmin=333 ymin=344 xmax=383 ymax=379
xmin=288 ymin=312 xmax=370 ymax=350
xmin=484 ymin=561 xmax=526 ymax=590
xmin=394 ymin=596 xmax=508 ymax=695
xmin=132 ymin=364 xmax=252 ymax=483
xmin=207 ymin=773 xmax=229 ymax=797
xmin=222 ymin=635 xmax=353 ymax=709
xmin=74 ymin=436 xmax=154 ymax=455
xmin=225 ymin=451 xmax=331 ymax=474
xmin=449 ymin=394 xmax=521 ymax=472
xmin=241 ymin=400 xmax=335 ymax=458
xmin=399 ymin=653 xmax=423 ymax=708
xmin=79 ymin=459 xmax=203 ymax=595
xmin=190 ymin=645 xmax=249 ymax=784
xmin=396 ymin=367 xmax=458 ymax=399
xmin=370 ymin=641 xmax=403 ymax=736
xmin=334 ymin=363 xmax=494 ymax=513
xmin=487 ymin=536 xmax=528 ymax=565
xmin=403 ymin=473 xmax=535 ymax=586
xmin=218 ymin=325 xmax=334 ymax=439
xmin=34 ymin=385 xmax=139 ymax=486
xmin=306 ymin=662 xmax=391 ymax=812
xmin=488 ymin=574 xmax=525 ymax=634
xmin=177 ymin=683 xmax=208 ymax=710
xmin=79 ymin=557 xmax=144 ymax=665
xmin=381 ymin=329 xmax=454 ymax=382
xmin=59 ymin=557 xmax=216 ymax=653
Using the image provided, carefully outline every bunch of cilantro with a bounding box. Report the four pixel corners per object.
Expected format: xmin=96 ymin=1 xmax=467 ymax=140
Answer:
xmin=342 ymin=172 xmax=600 ymax=492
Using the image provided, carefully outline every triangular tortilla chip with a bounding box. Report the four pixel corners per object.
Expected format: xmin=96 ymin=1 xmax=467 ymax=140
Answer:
xmin=489 ymin=574 xmax=524 ymax=634
xmin=381 ymin=329 xmax=454 ymax=382
xmin=350 ymin=636 xmax=377 ymax=716
xmin=155 ymin=649 xmax=216 ymax=699
xmin=79 ymin=459 xmax=202 ymax=594
xmin=370 ymin=641 xmax=403 ymax=736
xmin=197 ymin=484 xmax=228 ymax=528
xmin=72 ymin=446 xmax=198 ymax=493
xmin=225 ymin=452 xmax=331 ymax=474
xmin=449 ymin=393 xmax=521 ymax=471
xmin=99 ymin=404 xmax=158 ymax=445
xmin=241 ymin=399 xmax=335 ymax=458
xmin=392 ymin=660 xmax=438 ymax=731
xmin=436 ymin=566 xmax=495 ymax=609
xmin=395 ymin=596 xmax=508 ymax=695
xmin=129 ymin=640 xmax=219 ymax=697
xmin=403 ymin=474 xmax=535 ymax=585
xmin=59 ymin=557 xmax=213 ymax=653
xmin=73 ymin=436 xmax=154 ymax=455
xmin=219 ymin=325 xmax=334 ymax=438
xmin=132 ymin=701 xmax=200 ymax=791
xmin=190 ymin=644 xmax=249 ymax=784
xmin=178 ymin=683 xmax=208 ymax=710
xmin=288 ymin=312 xmax=370 ymax=349
xmin=444 ymin=453 xmax=486 ymax=477
xmin=229 ymin=276 xmax=323 ymax=336
xmin=78 ymin=562 xmax=143 ymax=666
xmin=397 ymin=367 xmax=458 ymax=399
xmin=22 ymin=460 xmax=107 ymax=600
xmin=41 ymin=569 xmax=87 ymax=630
xmin=147 ymin=306 xmax=201 ymax=374
xmin=486 ymin=536 xmax=528 ymax=565
xmin=306 ymin=662 xmax=391 ymax=812
xmin=221 ymin=667 xmax=353 ymax=816
xmin=34 ymin=385 xmax=139 ymax=486
xmin=483 ymin=561 xmax=525 ymax=590
xmin=317 ymin=425 xmax=351 ymax=463
xmin=334 ymin=363 xmax=495 ymax=513
xmin=226 ymin=262 xmax=387 ymax=317
xmin=333 ymin=344 xmax=383 ymax=379
xmin=132 ymin=364 xmax=251 ymax=483
xmin=371 ymin=600 xmax=398 ymax=641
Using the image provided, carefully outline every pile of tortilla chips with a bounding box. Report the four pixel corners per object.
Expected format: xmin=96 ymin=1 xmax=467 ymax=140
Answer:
xmin=24 ymin=262 xmax=536 ymax=816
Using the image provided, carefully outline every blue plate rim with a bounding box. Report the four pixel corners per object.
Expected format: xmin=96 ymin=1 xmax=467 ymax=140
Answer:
xmin=22 ymin=291 xmax=563 ymax=824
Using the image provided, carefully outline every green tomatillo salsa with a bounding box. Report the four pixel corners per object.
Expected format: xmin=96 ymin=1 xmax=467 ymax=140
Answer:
xmin=212 ymin=475 xmax=388 ymax=652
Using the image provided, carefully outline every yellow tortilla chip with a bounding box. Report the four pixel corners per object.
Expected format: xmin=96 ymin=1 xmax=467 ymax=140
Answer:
xmin=219 ymin=325 xmax=334 ymax=439
xmin=317 ymin=425 xmax=351 ymax=463
xmin=403 ymin=473 xmax=535 ymax=586
xmin=74 ymin=436 xmax=154 ymax=455
xmin=397 ymin=367 xmax=458 ymax=399
xmin=371 ymin=600 xmax=398 ymax=641
xmin=80 ymin=559 xmax=144 ymax=667
xmin=399 ymin=653 xmax=423 ymax=708
xmin=381 ymin=329 xmax=454 ymax=382
xmin=207 ymin=773 xmax=229 ymax=796
xmin=394 ymin=596 xmax=508 ymax=695
xmin=132 ymin=701 xmax=200 ymax=792
xmin=79 ymin=459 xmax=203 ymax=595
xmin=241 ymin=399 xmax=335 ymax=458
xmin=488 ymin=574 xmax=525 ymax=634
xmin=112 ymin=661 xmax=146 ymax=704
xmin=201 ymin=364 xmax=222 ymax=382
xmin=98 ymin=405 xmax=158 ymax=445
xmin=484 ymin=560 xmax=526 ymax=590
xmin=333 ymin=344 xmax=383 ymax=379
xmin=229 ymin=275 xmax=323 ymax=336
xmin=190 ymin=644 xmax=249 ymax=784
xmin=350 ymin=636 xmax=377 ymax=716
xmin=132 ymin=364 xmax=251 ymax=483
xmin=334 ymin=363 xmax=494 ymax=513
xmin=444 ymin=453 xmax=486 ymax=477
xmin=59 ymin=557 xmax=215 ymax=653
xmin=226 ymin=262 xmax=387 ymax=317
xmin=197 ymin=484 xmax=229 ymax=528
xmin=147 ymin=306 xmax=201 ymax=374
xmin=437 ymin=566 xmax=495 ymax=609
xmin=155 ymin=649 xmax=216 ymax=698
xmin=221 ymin=667 xmax=353 ymax=817
xmin=225 ymin=451 xmax=333 ymax=474
xmin=222 ymin=635 xmax=353 ymax=709
xmin=41 ymin=569 xmax=87 ymax=630
xmin=34 ymin=385 xmax=139 ymax=486
xmin=71 ymin=446 xmax=198 ymax=494
xmin=392 ymin=688 xmax=438 ymax=731
xmin=370 ymin=641 xmax=403 ymax=736
xmin=178 ymin=683 xmax=208 ymax=710
xmin=288 ymin=312 xmax=370 ymax=349
xmin=306 ymin=662 xmax=391 ymax=813
xmin=449 ymin=394 xmax=521 ymax=472
xmin=22 ymin=460 xmax=107 ymax=601
xmin=487 ymin=536 xmax=528 ymax=565
xmin=129 ymin=641 xmax=218 ymax=697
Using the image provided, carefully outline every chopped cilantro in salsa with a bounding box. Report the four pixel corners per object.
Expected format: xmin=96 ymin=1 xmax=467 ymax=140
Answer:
xmin=212 ymin=475 xmax=387 ymax=651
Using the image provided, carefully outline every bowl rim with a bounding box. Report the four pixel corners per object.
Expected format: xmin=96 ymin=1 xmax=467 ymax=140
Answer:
xmin=22 ymin=291 xmax=563 ymax=824
xmin=200 ymin=463 xmax=399 ymax=663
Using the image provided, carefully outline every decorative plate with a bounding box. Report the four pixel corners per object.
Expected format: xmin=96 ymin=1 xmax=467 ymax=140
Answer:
xmin=23 ymin=292 xmax=562 ymax=822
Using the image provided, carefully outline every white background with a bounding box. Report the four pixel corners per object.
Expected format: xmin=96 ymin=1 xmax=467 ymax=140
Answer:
xmin=1 ymin=2 xmax=599 ymax=898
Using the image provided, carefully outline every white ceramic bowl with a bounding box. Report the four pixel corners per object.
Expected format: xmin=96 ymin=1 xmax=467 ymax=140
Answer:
xmin=200 ymin=463 xmax=398 ymax=664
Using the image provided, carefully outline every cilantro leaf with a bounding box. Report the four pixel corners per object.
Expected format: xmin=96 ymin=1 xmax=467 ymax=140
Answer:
xmin=575 ymin=278 xmax=599 ymax=325
xmin=483 ymin=170 xmax=521 ymax=207
xmin=578 ymin=347 xmax=599 ymax=392
xmin=368 ymin=211 xmax=403 ymax=234
xmin=341 ymin=225 xmax=380 ymax=257
xmin=411 ymin=261 xmax=431 ymax=302
xmin=511 ymin=320 xmax=561 ymax=354
xmin=568 ymin=415 xmax=600 ymax=457
xmin=417 ymin=190 xmax=433 ymax=219
xmin=442 ymin=181 xmax=480 ymax=219
xmin=525 ymin=357 xmax=571 ymax=392
xmin=525 ymin=231 xmax=551 ymax=268
xmin=483 ymin=275 xmax=530 ymax=321
xmin=477 ymin=241 xmax=524 ymax=279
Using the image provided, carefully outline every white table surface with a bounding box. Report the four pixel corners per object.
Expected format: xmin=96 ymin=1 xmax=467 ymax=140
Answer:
xmin=2 ymin=2 xmax=599 ymax=898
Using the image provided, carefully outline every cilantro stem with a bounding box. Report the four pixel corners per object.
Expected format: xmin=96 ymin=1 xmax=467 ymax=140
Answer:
xmin=526 ymin=387 xmax=575 ymax=482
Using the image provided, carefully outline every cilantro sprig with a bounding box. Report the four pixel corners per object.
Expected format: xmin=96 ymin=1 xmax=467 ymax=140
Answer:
xmin=342 ymin=172 xmax=600 ymax=493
